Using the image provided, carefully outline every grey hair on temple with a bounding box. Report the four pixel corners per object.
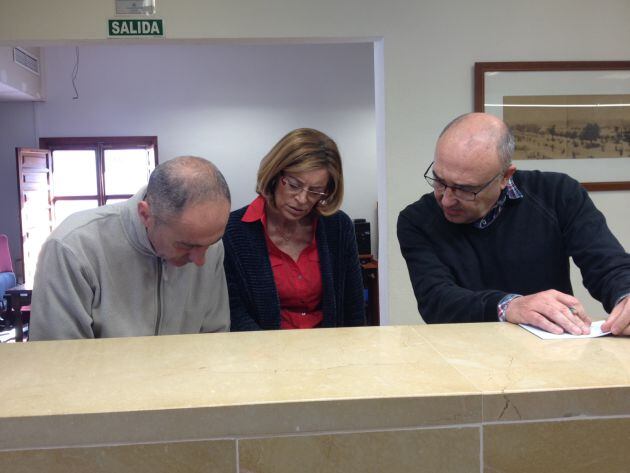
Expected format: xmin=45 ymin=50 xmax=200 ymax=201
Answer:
xmin=439 ymin=113 xmax=515 ymax=171
xmin=145 ymin=156 xmax=231 ymax=220
xmin=497 ymin=126 xmax=515 ymax=171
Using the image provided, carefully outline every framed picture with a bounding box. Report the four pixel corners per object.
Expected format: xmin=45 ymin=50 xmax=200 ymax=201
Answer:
xmin=474 ymin=61 xmax=630 ymax=191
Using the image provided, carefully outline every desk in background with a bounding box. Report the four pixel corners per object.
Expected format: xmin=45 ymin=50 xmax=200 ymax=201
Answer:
xmin=3 ymin=284 xmax=32 ymax=342
xmin=360 ymin=254 xmax=378 ymax=325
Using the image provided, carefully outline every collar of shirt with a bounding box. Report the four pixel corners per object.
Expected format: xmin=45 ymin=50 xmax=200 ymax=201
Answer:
xmin=242 ymin=194 xmax=267 ymax=224
xmin=472 ymin=177 xmax=524 ymax=230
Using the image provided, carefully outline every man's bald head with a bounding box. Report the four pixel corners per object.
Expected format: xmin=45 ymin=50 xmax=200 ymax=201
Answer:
xmin=431 ymin=113 xmax=517 ymax=224
xmin=145 ymin=156 xmax=231 ymax=222
xmin=438 ymin=113 xmax=515 ymax=171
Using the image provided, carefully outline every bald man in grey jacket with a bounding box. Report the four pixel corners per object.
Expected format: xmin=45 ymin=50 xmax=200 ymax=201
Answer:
xmin=30 ymin=156 xmax=231 ymax=340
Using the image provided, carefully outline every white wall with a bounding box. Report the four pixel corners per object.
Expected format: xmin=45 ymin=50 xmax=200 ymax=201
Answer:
xmin=36 ymin=43 xmax=377 ymax=231
xmin=1 ymin=0 xmax=629 ymax=325
xmin=0 ymin=102 xmax=37 ymax=280
xmin=0 ymin=46 xmax=43 ymax=100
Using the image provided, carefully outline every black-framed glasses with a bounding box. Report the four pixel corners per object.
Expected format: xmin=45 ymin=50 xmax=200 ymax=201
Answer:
xmin=423 ymin=162 xmax=501 ymax=202
xmin=280 ymin=175 xmax=329 ymax=201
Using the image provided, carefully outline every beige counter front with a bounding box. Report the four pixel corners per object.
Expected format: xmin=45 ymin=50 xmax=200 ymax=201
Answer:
xmin=1 ymin=324 xmax=629 ymax=472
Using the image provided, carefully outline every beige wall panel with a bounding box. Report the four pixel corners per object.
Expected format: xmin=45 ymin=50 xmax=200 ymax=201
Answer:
xmin=484 ymin=418 xmax=630 ymax=473
xmin=240 ymin=427 xmax=479 ymax=473
xmin=0 ymin=440 xmax=236 ymax=473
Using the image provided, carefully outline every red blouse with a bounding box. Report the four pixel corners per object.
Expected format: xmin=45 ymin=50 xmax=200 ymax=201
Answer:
xmin=242 ymin=196 xmax=323 ymax=329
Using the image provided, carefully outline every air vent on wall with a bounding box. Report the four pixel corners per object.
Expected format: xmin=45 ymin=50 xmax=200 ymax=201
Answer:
xmin=13 ymin=47 xmax=40 ymax=76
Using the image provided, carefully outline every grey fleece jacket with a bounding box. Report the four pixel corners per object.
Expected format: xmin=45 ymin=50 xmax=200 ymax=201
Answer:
xmin=29 ymin=188 xmax=230 ymax=340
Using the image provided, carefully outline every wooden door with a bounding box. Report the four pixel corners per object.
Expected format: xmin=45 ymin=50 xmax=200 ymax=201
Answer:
xmin=16 ymin=148 xmax=53 ymax=286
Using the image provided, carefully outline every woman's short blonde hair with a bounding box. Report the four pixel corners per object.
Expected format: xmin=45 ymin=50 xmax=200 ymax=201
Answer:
xmin=256 ymin=128 xmax=344 ymax=216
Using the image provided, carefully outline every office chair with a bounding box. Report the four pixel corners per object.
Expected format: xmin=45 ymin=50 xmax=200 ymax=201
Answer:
xmin=0 ymin=234 xmax=16 ymax=313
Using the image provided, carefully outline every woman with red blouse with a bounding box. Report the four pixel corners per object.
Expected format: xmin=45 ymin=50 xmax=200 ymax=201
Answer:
xmin=222 ymin=128 xmax=366 ymax=330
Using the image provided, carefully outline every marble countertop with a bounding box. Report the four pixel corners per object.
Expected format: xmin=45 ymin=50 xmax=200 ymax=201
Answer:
xmin=1 ymin=323 xmax=628 ymax=449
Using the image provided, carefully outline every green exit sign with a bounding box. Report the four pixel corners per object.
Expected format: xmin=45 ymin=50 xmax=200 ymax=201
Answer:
xmin=108 ymin=19 xmax=163 ymax=37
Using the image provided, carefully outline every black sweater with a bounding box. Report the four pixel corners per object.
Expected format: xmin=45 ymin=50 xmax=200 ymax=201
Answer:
xmin=223 ymin=206 xmax=366 ymax=331
xmin=397 ymin=170 xmax=630 ymax=324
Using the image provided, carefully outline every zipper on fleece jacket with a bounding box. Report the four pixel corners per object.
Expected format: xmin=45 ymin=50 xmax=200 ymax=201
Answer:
xmin=154 ymin=257 xmax=163 ymax=335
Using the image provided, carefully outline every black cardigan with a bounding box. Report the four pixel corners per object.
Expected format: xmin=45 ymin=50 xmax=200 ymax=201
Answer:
xmin=223 ymin=205 xmax=366 ymax=330
xmin=397 ymin=170 xmax=630 ymax=324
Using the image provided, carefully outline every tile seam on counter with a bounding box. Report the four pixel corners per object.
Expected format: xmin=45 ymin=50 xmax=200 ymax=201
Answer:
xmin=7 ymin=413 xmax=630 ymax=453
xmin=410 ymin=325 xmax=491 ymax=392
xmin=0 ymin=424 xmax=485 ymax=452
xmin=483 ymin=412 xmax=630 ymax=426
xmin=479 ymin=423 xmax=484 ymax=473
xmin=4 ymin=412 xmax=630 ymax=452
xmin=480 ymin=384 xmax=485 ymax=473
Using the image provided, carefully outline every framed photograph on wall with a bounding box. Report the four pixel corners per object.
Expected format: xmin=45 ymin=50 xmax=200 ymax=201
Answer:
xmin=474 ymin=61 xmax=630 ymax=191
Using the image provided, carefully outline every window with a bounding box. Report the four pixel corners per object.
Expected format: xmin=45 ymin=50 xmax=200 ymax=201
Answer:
xmin=16 ymin=137 xmax=157 ymax=285
xmin=39 ymin=136 xmax=158 ymax=228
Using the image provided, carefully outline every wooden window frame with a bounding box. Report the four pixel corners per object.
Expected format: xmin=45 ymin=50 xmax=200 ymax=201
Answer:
xmin=39 ymin=136 xmax=159 ymax=206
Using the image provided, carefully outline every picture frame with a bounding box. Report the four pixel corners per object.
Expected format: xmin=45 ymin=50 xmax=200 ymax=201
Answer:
xmin=474 ymin=61 xmax=630 ymax=191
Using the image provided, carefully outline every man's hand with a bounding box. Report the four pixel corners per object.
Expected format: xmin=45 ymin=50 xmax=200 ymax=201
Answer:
xmin=602 ymin=297 xmax=630 ymax=336
xmin=505 ymin=289 xmax=591 ymax=335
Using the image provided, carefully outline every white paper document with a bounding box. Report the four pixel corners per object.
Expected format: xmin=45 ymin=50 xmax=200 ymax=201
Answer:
xmin=519 ymin=319 xmax=611 ymax=340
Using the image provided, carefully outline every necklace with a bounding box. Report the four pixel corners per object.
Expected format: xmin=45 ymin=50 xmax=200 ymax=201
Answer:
xmin=269 ymin=219 xmax=296 ymax=242
xmin=277 ymin=225 xmax=295 ymax=242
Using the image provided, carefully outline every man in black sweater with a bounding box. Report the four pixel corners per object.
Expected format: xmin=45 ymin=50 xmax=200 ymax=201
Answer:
xmin=397 ymin=113 xmax=630 ymax=336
